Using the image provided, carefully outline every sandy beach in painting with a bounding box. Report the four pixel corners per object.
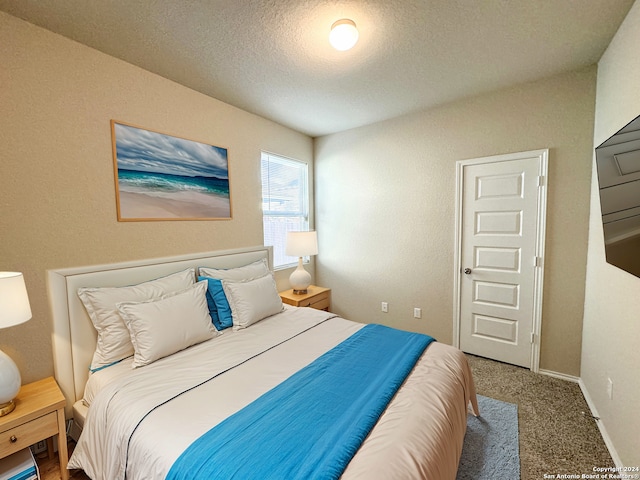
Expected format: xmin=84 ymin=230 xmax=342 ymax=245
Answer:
xmin=118 ymin=190 xmax=231 ymax=219
xmin=112 ymin=122 xmax=231 ymax=220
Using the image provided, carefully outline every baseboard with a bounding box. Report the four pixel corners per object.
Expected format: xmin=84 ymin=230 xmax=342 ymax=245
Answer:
xmin=538 ymin=368 xmax=580 ymax=383
xmin=578 ymin=379 xmax=624 ymax=469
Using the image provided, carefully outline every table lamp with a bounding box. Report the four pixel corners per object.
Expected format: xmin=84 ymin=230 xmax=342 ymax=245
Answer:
xmin=0 ymin=272 xmax=32 ymax=416
xmin=285 ymin=231 xmax=318 ymax=294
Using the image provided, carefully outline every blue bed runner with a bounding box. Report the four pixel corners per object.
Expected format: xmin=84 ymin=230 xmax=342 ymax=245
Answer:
xmin=167 ymin=324 xmax=435 ymax=480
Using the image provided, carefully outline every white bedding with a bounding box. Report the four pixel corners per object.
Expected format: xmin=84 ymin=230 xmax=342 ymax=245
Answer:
xmin=69 ymin=306 xmax=478 ymax=480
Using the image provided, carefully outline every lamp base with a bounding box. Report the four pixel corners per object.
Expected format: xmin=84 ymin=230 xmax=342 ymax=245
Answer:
xmin=289 ymin=257 xmax=312 ymax=294
xmin=0 ymin=349 xmax=21 ymax=417
xmin=0 ymin=400 xmax=15 ymax=417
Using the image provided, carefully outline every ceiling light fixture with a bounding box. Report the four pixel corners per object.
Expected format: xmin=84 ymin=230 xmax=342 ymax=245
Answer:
xmin=329 ymin=19 xmax=359 ymax=51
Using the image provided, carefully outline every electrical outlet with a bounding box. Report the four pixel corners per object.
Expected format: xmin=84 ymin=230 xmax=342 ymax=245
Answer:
xmin=381 ymin=302 xmax=388 ymax=313
xmin=31 ymin=440 xmax=47 ymax=454
xmin=607 ymin=378 xmax=613 ymax=400
xmin=413 ymin=307 xmax=422 ymax=319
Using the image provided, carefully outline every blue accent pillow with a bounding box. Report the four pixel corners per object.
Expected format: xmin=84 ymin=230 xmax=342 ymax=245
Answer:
xmin=198 ymin=276 xmax=233 ymax=330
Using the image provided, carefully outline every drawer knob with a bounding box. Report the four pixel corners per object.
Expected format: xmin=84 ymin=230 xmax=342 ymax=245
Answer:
xmin=10 ymin=435 xmax=17 ymax=443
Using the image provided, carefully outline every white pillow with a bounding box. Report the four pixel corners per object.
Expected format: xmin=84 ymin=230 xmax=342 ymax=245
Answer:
xmin=222 ymin=273 xmax=284 ymax=330
xmin=198 ymin=258 xmax=269 ymax=282
xmin=78 ymin=268 xmax=195 ymax=371
xmin=117 ymin=280 xmax=217 ymax=368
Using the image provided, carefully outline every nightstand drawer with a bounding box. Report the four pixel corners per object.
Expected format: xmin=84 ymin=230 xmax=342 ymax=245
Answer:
xmin=0 ymin=411 xmax=57 ymax=458
xmin=299 ymin=291 xmax=330 ymax=310
xmin=280 ymin=285 xmax=331 ymax=311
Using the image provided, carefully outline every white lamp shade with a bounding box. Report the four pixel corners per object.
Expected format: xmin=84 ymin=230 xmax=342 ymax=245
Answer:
xmin=0 ymin=272 xmax=32 ymax=328
xmin=285 ymin=231 xmax=318 ymax=257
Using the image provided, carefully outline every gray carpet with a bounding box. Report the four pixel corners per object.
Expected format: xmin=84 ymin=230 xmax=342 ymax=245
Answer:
xmin=457 ymin=395 xmax=520 ymax=480
xmin=466 ymin=354 xmax=614 ymax=480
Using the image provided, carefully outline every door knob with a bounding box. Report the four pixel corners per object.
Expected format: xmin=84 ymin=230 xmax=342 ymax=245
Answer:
xmin=464 ymin=268 xmax=472 ymax=275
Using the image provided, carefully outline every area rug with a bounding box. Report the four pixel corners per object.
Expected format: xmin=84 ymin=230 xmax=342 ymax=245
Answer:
xmin=456 ymin=395 xmax=520 ymax=480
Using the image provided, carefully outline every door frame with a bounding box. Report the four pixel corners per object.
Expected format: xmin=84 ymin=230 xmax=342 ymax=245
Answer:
xmin=452 ymin=149 xmax=548 ymax=372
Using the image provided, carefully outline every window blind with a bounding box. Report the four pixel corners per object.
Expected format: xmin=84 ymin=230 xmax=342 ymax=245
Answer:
xmin=261 ymin=153 xmax=309 ymax=268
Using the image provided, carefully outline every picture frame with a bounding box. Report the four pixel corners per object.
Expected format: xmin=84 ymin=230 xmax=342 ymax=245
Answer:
xmin=111 ymin=120 xmax=232 ymax=221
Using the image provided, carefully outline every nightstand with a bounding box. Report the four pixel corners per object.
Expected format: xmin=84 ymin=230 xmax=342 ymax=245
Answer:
xmin=280 ymin=285 xmax=331 ymax=311
xmin=0 ymin=377 xmax=68 ymax=480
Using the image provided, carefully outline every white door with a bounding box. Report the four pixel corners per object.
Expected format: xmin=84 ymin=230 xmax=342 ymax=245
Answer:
xmin=454 ymin=149 xmax=548 ymax=370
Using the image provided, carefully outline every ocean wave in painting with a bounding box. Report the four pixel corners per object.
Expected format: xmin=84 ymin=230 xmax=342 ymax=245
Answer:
xmin=118 ymin=169 xmax=230 ymax=198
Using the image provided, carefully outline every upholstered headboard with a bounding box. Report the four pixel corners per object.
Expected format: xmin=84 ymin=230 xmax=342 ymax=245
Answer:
xmin=47 ymin=246 xmax=272 ymax=416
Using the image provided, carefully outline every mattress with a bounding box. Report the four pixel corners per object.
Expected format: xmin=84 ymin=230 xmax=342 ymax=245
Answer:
xmin=69 ymin=306 xmax=478 ymax=479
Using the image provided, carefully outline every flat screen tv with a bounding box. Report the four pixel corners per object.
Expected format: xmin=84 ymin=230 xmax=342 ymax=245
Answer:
xmin=595 ymin=114 xmax=640 ymax=278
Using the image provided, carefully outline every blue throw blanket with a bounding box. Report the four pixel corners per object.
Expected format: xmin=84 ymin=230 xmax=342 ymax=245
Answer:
xmin=167 ymin=324 xmax=435 ymax=480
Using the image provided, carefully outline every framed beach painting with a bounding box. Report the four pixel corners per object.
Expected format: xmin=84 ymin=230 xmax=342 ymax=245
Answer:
xmin=111 ymin=120 xmax=232 ymax=221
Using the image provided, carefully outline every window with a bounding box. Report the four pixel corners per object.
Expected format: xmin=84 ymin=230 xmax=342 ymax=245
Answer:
xmin=261 ymin=152 xmax=310 ymax=269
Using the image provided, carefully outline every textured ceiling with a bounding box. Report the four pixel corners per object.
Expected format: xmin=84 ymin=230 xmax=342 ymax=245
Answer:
xmin=0 ymin=0 xmax=634 ymax=137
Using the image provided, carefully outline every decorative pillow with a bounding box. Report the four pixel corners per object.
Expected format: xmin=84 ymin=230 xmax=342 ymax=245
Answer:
xmin=222 ymin=273 xmax=284 ymax=330
xmin=78 ymin=268 xmax=195 ymax=372
xmin=198 ymin=258 xmax=269 ymax=282
xmin=117 ymin=280 xmax=217 ymax=368
xmin=198 ymin=276 xmax=234 ymax=330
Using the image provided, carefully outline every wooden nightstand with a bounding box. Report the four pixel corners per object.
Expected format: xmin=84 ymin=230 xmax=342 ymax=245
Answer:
xmin=280 ymin=285 xmax=331 ymax=311
xmin=0 ymin=377 xmax=68 ymax=480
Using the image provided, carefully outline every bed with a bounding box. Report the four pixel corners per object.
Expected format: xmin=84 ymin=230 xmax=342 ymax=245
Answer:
xmin=47 ymin=246 xmax=478 ymax=480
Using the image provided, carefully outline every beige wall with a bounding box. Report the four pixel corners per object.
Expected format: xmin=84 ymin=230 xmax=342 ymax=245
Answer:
xmin=583 ymin=0 xmax=640 ymax=467
xmin=0 ymin=12 xmax=313 ymax=383
xmin=315 ymin=68 xmax=596 ymax=376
